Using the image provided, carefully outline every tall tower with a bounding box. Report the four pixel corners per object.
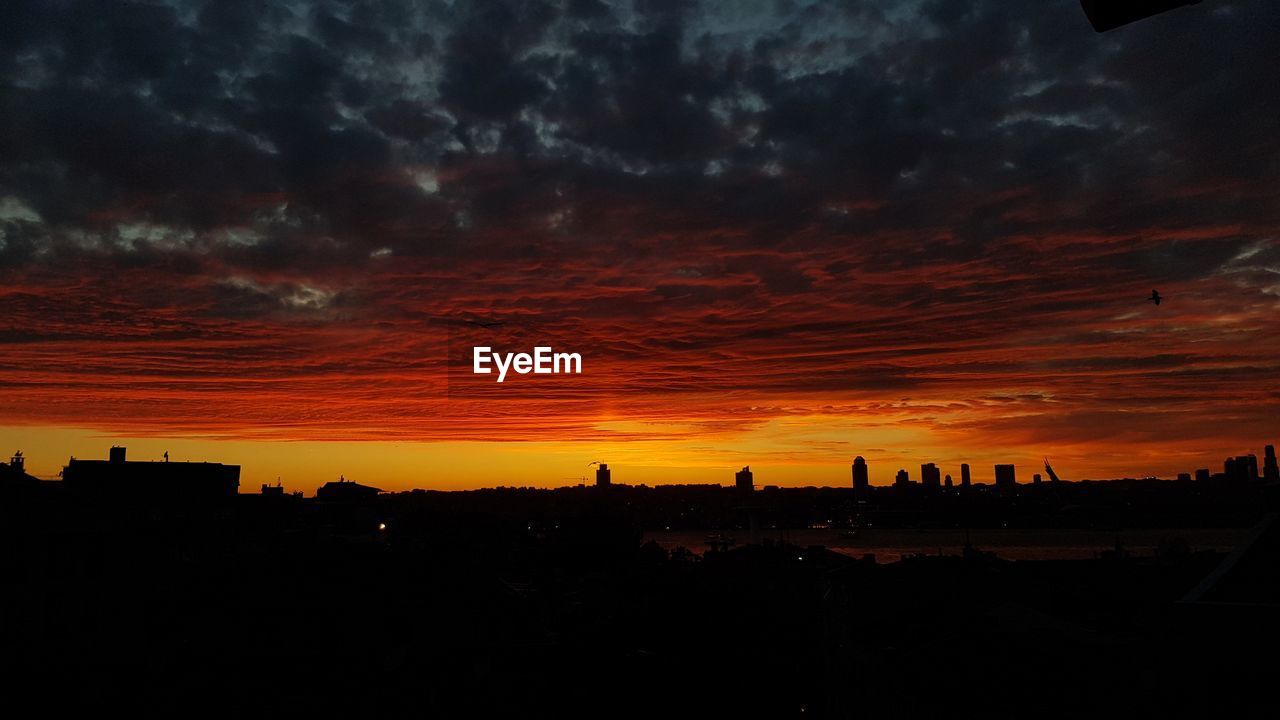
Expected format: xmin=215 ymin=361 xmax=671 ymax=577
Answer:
xmin=994 ymin=464 xmax=1016 ymax=490
xmin=735 ymin=465 xmax=754 ymax=493
xmin=852 ymin=456 xmax=869 ymax=493
xmin=1265 ymin=445 xmax=1279 ymax=482
xmin=595 ymin=463 xmax=611 ymax=487
xmin=920 ymin=463 xmax=941 ymax=490
xmin=960 ymin=463 xmax=971 ymax=489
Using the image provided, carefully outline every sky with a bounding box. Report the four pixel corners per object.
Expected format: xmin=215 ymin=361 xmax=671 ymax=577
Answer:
xmin=2 ymin=0 xmax=1278 ymax=492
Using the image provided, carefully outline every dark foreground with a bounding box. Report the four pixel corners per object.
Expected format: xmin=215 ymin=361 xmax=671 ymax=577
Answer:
xmin=3 ymin=487 xmax=1278 ymax=719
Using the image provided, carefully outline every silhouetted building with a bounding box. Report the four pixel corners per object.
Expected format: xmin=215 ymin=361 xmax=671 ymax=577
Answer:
xmin=851 ymin=456 xmax=869 ymax=493
xmin=596 ymin=463 xmax=611 ymax=487
xmin=1265 ymin=445 xmax=1279 ymax=482
xmin=735 ymin=466 xmax=754 ymax=493
xmin=6 ymin=451 xmax=26 ymax=475
xmin=316 ymin=475 xmax=381 ymax=501
xmin=1 ymin=451 xmax=40 ymax=488
xmin=1033 ymin=473 xmax=1042 ymax=485
xmin=1176 ymin=472 xmax=1192 ymax=482
xmin=894 ymin=469 xmax=909 ymax=487
xmin=1223 ymin=456 xmax=1256 ymax=484
xmin=944 ymin=474 xmax=953 ymax=489
xmin=960 ymin=463 xmax=971 ymax=489
xmin=62 ymin=446 xmax=239 ymax=499
xmin=261 ymin=482 xmax=285 ymax=497
xmin=1228 ymin=455 xmax=1256 ymax=482
xmin=921 ymin=463 xmax=941 ymax=490
xmin=1195 ymin=468 xmax=1211 ymax=483
xmin=994 ymin=464 xmax=1016 ymax=490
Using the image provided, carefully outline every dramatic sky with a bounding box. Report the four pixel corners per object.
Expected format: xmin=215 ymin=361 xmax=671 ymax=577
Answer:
xmin=2 ymin=0 xmax=1278 ymax=491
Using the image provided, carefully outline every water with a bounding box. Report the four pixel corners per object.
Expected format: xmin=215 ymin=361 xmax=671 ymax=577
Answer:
xmin=642 ymin=527 xmax=1249 ymax=563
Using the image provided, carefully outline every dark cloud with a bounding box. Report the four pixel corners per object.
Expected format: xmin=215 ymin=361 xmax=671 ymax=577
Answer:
xmin=0 ymin=0 xmax=1277 ymax=458
xmin=4 ymin=0 xmax=1274 ymax=263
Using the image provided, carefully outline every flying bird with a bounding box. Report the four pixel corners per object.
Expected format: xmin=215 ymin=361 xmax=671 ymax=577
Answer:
xmin=1148 ymin=289 xmax=1162 ymax=306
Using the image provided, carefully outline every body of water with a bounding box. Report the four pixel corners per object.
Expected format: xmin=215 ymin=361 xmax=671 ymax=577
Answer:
xmin=642 ymin=527 xmax=1250 ymax=563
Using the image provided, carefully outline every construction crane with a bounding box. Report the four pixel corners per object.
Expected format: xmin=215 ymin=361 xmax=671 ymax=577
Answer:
xmin=1044 ymin=457 xmax=1064 ymax=484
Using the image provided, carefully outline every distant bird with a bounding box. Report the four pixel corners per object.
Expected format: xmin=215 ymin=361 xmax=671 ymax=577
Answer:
xmin=1148 ymin=289 xmax=1162 ymax=306
xmin=587 ymin=460 xmax=601 ymax=467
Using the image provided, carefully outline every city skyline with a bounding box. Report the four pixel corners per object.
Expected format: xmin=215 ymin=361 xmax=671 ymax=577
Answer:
xmin=9 ymin=434 xmax=1276 ymax=495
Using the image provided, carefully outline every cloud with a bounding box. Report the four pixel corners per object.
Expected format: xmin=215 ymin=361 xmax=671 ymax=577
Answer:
xmin=0 ymin=0 xmax=1277 ymax=478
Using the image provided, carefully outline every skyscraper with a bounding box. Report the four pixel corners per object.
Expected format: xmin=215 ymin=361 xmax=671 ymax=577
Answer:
xmin=921 ymin=462 xmax=941 ymax=490
xmin=1265 ymin=445 xmax=1279 ymax=482
xmin=852 ymin=456 xmax=869 ymax=492
xmin=894 ymin=469 xmax=909 ymax=487
xmin=595 ymin=463 xmax=611 ymax=487
xmin=960 ymin=463 xmax=971 ymax=489
xmin=735 ymin=465 xmax=754 ymax=492
xmin=994 ymin=464 xmax=1016 ymax=489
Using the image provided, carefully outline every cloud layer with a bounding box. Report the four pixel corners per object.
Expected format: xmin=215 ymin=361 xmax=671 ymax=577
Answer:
xmin=2 ymin=0 xmax=1278 ymax=478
